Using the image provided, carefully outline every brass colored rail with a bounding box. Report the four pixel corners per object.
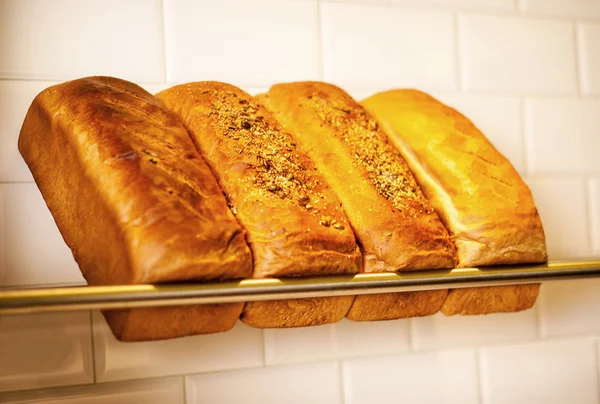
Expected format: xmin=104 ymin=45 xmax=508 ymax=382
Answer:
xmin=1 ymin=260 xmax=599 ymax=315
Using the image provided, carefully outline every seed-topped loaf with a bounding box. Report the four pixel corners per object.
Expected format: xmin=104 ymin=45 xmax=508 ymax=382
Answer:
xmin=257 ymin=82 xmax=457 ymax=321
xmin=18 ymin=76 xmax=253 ymax=341
xmin=362 ymin=89 xmax=548 ymax=315
xmin=156 ymin=82 xmax=362 ymax=328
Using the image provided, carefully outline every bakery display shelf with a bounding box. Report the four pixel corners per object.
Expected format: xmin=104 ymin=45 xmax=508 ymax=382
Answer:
xmin=1 ymin=259 xmax=599 ymax=315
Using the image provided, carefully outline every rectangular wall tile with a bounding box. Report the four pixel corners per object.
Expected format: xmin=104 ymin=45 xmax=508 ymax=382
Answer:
xmin=434 ymin=93 xmax=525 ymax=173
xmin=0 ymin=377 xmax=184 ymax=404
xmin=0 ymin=80 xmax=59 ymax=182
xmin=321 ymin=3 xmax=457 ymax=90
xmin=164 ymin=0 xmax=319 ymax=86
xmin=412 ymin=310 xmax=538 ymax=351
xmin=343 ymin=349 xmax=479 ymax=404
xmin=539 ymin=279 xmax=600 ymax=338
xmin=0 ymin=312 xmax=93 ymax=393
xmin=264 ymin=324 xmax=336 ymax=365
xmin=520 ymin=0 xmax=600 ymax=20
xmin=333 ymin=318 xmax=410 ymax=358
xmin=93 ymin=311 xmax=263 ymax=382
xmin=264 ymin=319 xmax=410 ymax=366
xmin=459 ymin=14 xmax=577 ymax=94
xmin=480 ymin=338 xmax=599 ymax=404
xmin=185 ymin=362 xmax=341 ymax=404
xmin=591 ymin=179 xmax=600 ymax=254
xmin=525 ymin=178 xmax=591 ymax=259
xmin=0 ymin=0 xmax=164 ymax=82
xmin=578 ymin=23 xmax=600 ymax=95
xmin=391 ymin=0 xmax=515 ymax=12
xmin=525 ymin=98 xmax=600 ymax=174
xmin=0 ymin=183 xmax=83 ymax=287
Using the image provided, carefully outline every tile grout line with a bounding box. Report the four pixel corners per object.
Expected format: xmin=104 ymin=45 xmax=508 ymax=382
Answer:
xmin=520 ymin=97 xmax=535 ymax=177
xmin=316 ymin=0 xmax=325 ymax=81
xmin=573 ymin=21 xmax=584 ymax=96
xmin=260 ymin=329 xmax=268 ymax=367
xmin=476 ymin=348 xmax=485 ymax=404
xmin=583 ymin=178 xmax=595 ymax=255
xmin=534 ymin=299 xmax=544 ymax=339
xmin=89 ymin=310 xmax=97 ymax=383
xmin=516 ymin=96 xmax=530 ymax=177
xmin=159 ymin=0 xmax=169 ymax=84
xmin=182 ymin=375 xmax=188 ymax=404
xmin=337 ymin=360 xmax=346 ymax=404
xmin=453 ymin=11 xmax=463 ymax=91
xmin=595 ymin=335 xmax=600 ymax=404
xmin=407 ymin=318 xmax=416 ymax=352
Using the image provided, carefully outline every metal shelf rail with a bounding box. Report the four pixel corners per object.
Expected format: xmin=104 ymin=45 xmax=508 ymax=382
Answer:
xmin=1 ymin=259 xmax=600 ymax=315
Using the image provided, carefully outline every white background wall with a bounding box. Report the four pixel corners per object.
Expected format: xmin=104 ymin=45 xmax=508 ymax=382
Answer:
xmin=0 ymin=0 xmax=599 ymax=403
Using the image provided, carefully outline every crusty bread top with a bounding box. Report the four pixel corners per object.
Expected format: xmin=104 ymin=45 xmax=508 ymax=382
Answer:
xmin=362 ymin=89 xmax=547 ymax=267
xmin=156 ymin=82 xmax=362 ymax=278
xmin=19 ymin=76 xmax=253 ymax=284
xmin=259 ymin=82 xmax=457 ymax=272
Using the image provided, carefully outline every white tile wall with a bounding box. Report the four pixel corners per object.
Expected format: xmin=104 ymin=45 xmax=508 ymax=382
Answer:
xmin=0 ymin=0 xmax=165 ymax=83
xmin=391 ymin=0 xmax=515 ymax=12
xmin=264 ymin=319 xmax=411 ymax=366
xmin=0 ymin=377 xmax=184 ymax=404
xmin=343 ymin=349 xmax=479 ymax=404
xmin=578 ymin=23 xmax=600 ymax=95
xmin=0 ymin=183 xmax=83 ymax=287
xmin=525 ymin=178 xmax=591 ymax=259
xmin=185 ymin=362 xmax=341 ymax=404
xmin=0 ymin=312 xmax=93 ymax=393
xmin=459 ymin=13 xmax=577 ymax=94
xmin=525 ymin=98 xmax=600 ymax=174
xmin=480 ymin=338 xmax=599 ymax=404
xmin=0 ymin=81 xmax=58 ymax=182
xmin=93 ymin=311 xmax=263 ymax=382
xmin=539 ymin=279 xmax=600 ymax=338
xmin=321 ymin=3 xmax=457 ymax=91
xmin=1 ymin=0 xmax=600 ymax=402
xmin=163 ymin=0 xmax=320 ymax=86
xmin=520 ymin=0 xmax=600 ymax=20
xmin=412 ymin=310 xmax=538 ymax=351
xmin=591 ymin=179 xmax=600 ymax=254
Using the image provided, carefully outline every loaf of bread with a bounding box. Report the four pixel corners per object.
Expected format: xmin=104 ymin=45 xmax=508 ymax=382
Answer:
xmin=18 ymin=76 xmax=253 ymax=341
xmin=257 ymin=82 xmax=457 ymax=321
xmin=362 ymin=89 xmax=548 ymax=315
xmin=156 ymin=82 xmax=362 ymax=328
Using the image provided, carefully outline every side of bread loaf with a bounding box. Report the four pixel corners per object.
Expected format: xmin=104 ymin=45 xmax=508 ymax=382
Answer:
xmin=156 ymin=82 xmax=361 ymax=328
xmin=258 ymin=82 xmax=456 ymax=321
xmin=19 ymin=76 xmax=253 ymax=340
xmin=361 ymin=89 xmax=547 ymax=315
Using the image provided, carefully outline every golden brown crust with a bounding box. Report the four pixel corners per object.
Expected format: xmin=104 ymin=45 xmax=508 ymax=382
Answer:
xmin=241 ymin=297 xmax=355 ymax=328
xmin=259 ymin=82 xmax=457 ymax=321
xmin=440 ymin=285 xmax=540 ymax=315
xmin=103 ymin=304 xmax=244 ymax=342
xmin=347 ymin=291 xmax=448 ymax=321
xmin=362 ymin=89 xmax=547 ymax=315
xmin=19 ymin=76 xmax=252 ymax=340
xmin=156 ymin=82 xmax=362 ymax=328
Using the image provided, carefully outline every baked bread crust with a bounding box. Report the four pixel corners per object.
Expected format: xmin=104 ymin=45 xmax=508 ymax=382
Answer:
xmin=258 ymin=82 xmax=457 ymax=321
xmin=362 ymin=89 xmax=548 ymax=315
xmin=156 ymin=82 xmax=362 ymax=328
xmin=19 ymin=76 xmax=252 ymax=340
